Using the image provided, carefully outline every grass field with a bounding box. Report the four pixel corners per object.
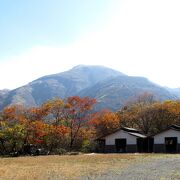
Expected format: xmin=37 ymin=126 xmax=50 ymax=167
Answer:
xmin=0 ymin=154 xmax=179 ymax=180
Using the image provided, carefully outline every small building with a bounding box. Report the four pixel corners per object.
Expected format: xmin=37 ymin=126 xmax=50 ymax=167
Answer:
xmin=97 ymin=127 xmax=153 ymax=153
xmin=154 ymin=125 xmax=180 ymax=153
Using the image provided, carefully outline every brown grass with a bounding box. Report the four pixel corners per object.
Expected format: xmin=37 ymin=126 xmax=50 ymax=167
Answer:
xmin=0 ymin=154 xmax=178 ymax=180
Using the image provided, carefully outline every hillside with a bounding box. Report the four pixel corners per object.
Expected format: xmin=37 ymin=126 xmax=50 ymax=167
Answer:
xmin=0 ymin=65 xmax=123 ymax=109
xmin=78 ymin=76 xmax=176 ymax=111
xmin=167 ymin=87 xmax=180 ymax=98
xmin=0 ymin=65 xmax=177 ymax=111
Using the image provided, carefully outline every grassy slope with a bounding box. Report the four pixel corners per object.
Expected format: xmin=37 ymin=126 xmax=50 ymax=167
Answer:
xmin=0 ymin=154 xmax=179 ymax=180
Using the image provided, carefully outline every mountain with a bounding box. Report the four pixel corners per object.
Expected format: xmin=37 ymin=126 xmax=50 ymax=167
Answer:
xmin=78 ymin=76 xmax=177 ymax=111
xmin=0 ymin=89 xmax=9 ymax=96
xmin=0 ymin=89 xmax=10 ymax=108
xmin=0 ymin=65 xmax=177 ymax=111
xmin=167 ymin=87 xmax=180 ymax=98
xmin=0 ymin=65 xmax=123 ymax=109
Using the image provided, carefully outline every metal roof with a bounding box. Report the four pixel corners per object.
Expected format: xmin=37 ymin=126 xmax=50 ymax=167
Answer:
xmin=153 ymin=124 xmax=180 ymax=136
xmin=122 ymin=127 xmax=140 ymax=133
xmin=127 ymin=132 xmax=147 ymax=138
xmin=170 ymin=124 xmax=180 ymax=131
xmin=96 ymin=127 xmax=145 ymax=140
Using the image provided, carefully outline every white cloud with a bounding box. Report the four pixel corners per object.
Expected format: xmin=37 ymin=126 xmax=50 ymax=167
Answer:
xmin=1 ymin=0 xmax=180 ymax=89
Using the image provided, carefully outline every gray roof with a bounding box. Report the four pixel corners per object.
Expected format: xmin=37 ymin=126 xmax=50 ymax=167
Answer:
xmin=123 ymin=127 xmax=137 ymax=131
xmin=170 ymin=124 xmax=180 ymax=131
xmin=96 ymin=127 xmax=146 ymax=140
xmin=122 ymin=127 xmax=140 ymax=133
xmin=128 ymin=132 xmax=147 ymax=138
xmin=153 ymin=124 xmax=180 ymax=136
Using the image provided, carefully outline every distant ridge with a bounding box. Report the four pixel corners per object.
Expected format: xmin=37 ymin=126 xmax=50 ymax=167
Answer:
xmin=166 ymin=87 xmax=180 ymax=98
xmin=78 ymin=75 xmax=177 ymax=111
xmin=0 ymin=65 xmax=178 ymax=111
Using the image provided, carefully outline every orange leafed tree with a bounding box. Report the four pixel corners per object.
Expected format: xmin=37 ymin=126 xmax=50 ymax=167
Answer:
xmin=90 ymin=109 xmax=120 ymax=137
xmin=42 ymin=98 xmax=65 ymax=125
xmin=63 ymin=96 xmax=96 ymax=150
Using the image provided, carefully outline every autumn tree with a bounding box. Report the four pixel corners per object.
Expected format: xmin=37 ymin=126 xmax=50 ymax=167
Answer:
xmin=63 ymin=96 xmax=96 ymax=150
xmin=41 ymin=98 xmax=70 ymax=152
xmin=0 ymin=105 xmax=27 ymax=155
xmin=42 ymin=98 xmax=65 ymax=125
xmin=43 ymin=124 xmax=69 ymax=153
xmin=91 ymin=109 xmax=120 ymax=137
xmin=117 ymin=99 xmax=180 ymax=135
xmin=23 ymin=106 xmax=49 ymax=122
xmin=162 ymin=100 xmax=180 ymax=125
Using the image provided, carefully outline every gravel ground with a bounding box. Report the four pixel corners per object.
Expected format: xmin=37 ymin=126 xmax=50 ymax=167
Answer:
xmin=82 ymin=155 xmax=180 ymax=180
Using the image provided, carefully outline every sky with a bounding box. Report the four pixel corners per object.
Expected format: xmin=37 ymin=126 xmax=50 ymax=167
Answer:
xmin=0 ymin=0 xmax=180 ymax=90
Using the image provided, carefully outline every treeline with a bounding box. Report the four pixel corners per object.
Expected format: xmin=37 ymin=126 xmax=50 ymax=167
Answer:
xmin=0 ymin=96 xmax=96 ymax=156
xmin=117 ymin=93 xmax=180 ymax=135
xmin=0 ymin=94 xmax=180 ymax=156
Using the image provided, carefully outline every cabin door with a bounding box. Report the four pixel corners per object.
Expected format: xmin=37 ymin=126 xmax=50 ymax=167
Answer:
xmin=137 ymin=138 xmax=154 ymax=153
xmin=165 ymin=137 xmax=177 ymax=153
xmin=115 ymin=139 xmax=126 ymax=153
xmin=137 ymin=138 xmax=145 ymax=153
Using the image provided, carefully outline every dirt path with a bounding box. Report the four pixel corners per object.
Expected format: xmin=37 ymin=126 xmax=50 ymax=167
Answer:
xmin=83 ymin=155 xmax=180 ymax=180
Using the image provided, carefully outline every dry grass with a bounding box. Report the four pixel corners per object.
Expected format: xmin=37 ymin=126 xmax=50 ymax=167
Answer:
xmin=0 ymin=154 xmax=178 ymax=180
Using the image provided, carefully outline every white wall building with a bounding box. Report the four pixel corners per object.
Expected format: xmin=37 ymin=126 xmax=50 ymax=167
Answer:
xmin=154 ymin=125 xmax=180 ymax=153
xmin=97 ymin=125 xmax=180 ymax=153
xmin=98 ymin=127 xmax=148 ymax=153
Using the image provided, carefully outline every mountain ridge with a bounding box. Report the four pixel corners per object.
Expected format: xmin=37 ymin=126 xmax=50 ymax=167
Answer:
xmin=78 ymin=75 xmax=177 ymax=110
xmin=0 ymin=65 xmax=178 ymax=111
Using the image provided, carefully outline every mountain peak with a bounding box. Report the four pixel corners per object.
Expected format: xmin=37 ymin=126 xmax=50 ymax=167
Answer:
xmin=0 ymin=65 xmax=177 ymax=110
xmin=72 ymin=64 xmax=110 ymax=69
xmin=70 ymin=64 xmax=125 ymax=76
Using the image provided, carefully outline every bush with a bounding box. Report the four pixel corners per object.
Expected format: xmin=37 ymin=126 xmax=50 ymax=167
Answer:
xmin=55 ymin=148 xmax=67 ymax=155
xmin=81 ymin=140 xmax=97 ymax=153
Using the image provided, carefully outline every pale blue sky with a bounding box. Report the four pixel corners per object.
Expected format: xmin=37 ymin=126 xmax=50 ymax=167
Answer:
xmin=0 ymin=0 xmax=120 ymax=58
xmin=0 ymin=0 xmax=180 ymax=89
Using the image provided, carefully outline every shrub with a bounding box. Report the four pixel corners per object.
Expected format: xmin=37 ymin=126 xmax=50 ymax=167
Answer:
xmin=81 ymin=140 xmax=97 ymax=153
xmin=55 ymin=148 xmax=67 ymax=155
